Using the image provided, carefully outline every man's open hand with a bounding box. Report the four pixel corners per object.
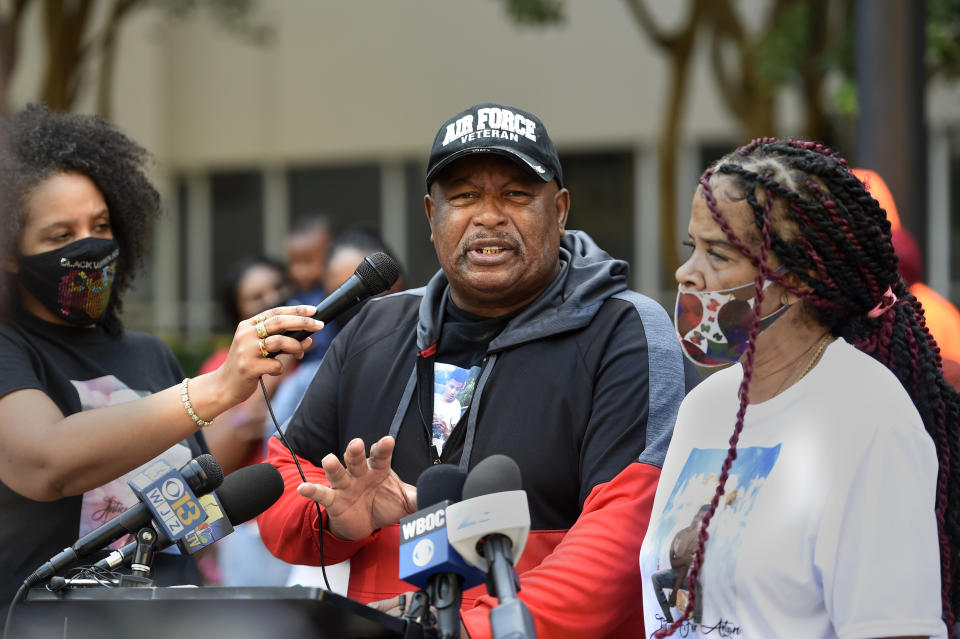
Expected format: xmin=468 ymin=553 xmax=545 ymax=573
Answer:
xmin=297 ymin=435 xmax=417 ymax=540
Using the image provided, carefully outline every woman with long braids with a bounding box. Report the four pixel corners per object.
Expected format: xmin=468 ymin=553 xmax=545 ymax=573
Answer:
xmin=639 ymin=138 xmax=956 ymax=639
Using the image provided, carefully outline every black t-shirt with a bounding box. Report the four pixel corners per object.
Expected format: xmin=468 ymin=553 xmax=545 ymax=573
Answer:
xmin=425 ymin=299 xmax=517 ymax=456
xmin=0 ymin=312 xmax=207 ymax=613
xmin=434 ymin=298 xmax=514 ymax=369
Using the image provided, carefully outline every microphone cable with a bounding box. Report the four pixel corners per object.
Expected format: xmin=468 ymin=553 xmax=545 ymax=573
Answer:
xmin=3 ymin=582 xmax=29 ymax=639
xmin=259 ymin=376 xmax=333 ymax=593
xmin=253 ymin=251 xmax=401 ymax=595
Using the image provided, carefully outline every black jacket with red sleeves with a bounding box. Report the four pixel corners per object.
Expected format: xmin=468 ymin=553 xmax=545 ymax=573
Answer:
xmin=259 ymin=230 xmax=687 ymax=639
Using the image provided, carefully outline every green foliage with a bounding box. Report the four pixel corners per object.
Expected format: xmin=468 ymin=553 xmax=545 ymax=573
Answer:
xmin=499 ymin=0 xmax=566 ymax=26
xmin=832 ymin=79 xmax=858 ymax=118
xmin=754 ymin=3 xmax=811 ymax=90
xmin=156 ymin=0 xmax=275 ymax=45
xmin=928 ymin=0 xmax=960 ymax=79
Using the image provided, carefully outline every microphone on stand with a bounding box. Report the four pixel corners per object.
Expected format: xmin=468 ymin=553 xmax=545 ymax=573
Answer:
xmin=398 ymin=464 xmax=485 ymax=638
xmin=268 ymin=251 xmax=400 ymax=356
xmin=94 ymin=462 xmax=284 ymax=572
xmin=446 ymin=455 xmax=536 ymax=639
xmin=23 ymin=454 xmax=223 ymax=589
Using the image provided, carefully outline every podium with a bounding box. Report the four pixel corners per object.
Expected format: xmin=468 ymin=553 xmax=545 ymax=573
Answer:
xmin=13 ymin=586 xmax=426 ymax=639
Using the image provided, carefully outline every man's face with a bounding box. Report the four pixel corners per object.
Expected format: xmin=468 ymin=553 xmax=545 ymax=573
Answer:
xmin=444 ymin=378 xmax=465 ymax=401
xmin=424 ymin=155 xmax=570 ymax=317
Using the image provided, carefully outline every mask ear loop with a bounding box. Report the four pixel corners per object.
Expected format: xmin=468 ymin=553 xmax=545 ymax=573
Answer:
xmin=756 ymin=265 xmax=792 ymax=327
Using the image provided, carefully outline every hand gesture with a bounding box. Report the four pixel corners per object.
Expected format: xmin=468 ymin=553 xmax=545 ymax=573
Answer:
xmin=298 ymin=436 xmax=417 ymax=541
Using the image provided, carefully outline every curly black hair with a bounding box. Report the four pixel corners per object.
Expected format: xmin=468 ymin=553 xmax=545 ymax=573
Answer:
xmin=0 ymin=103 xmax=161 ymax=336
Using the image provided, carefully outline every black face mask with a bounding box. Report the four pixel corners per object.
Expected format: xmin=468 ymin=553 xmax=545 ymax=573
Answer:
xmin=18 ymin=237 xmax=119 ymax=326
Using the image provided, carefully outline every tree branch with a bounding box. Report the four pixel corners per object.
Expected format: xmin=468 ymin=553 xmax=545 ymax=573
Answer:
xmin=622 ymin=0 xmax=674 ymax=48
xmin=0 ymin=0 xmax=35 ymax=113
xmin=96 ymin=0 xmax=145 ymax=118
xmin=707 ymin=0 xmax=751 ymax=124
xmin=709 ymin=28 xmax=746 ymax=124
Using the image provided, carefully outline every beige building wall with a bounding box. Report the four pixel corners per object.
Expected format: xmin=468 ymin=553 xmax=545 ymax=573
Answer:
xmin=7 ymin=1 xmax=960 ymax=333
xmin=10 ymin=1 xmax=758 ymax=167
xmin=10 ymin=1 xmax=959 ymax=172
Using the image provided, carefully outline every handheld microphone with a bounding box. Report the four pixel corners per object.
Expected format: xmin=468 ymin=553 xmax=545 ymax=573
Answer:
xmin=446 ymin=455 xmax=536 ymax=639
xmin=95 ymin=462 xmax=285 ymax=571
xmin=399 ymin=464 xmax=485 ymax=639
xmin=269 ymin=251 xmax=400 ymax=355
xmin=23 ymin=454 xmax=223 ymax=588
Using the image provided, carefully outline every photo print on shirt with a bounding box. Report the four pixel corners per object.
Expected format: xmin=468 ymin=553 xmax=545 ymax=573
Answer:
xmin=432 ymin=362 xmax=481 ymax=454
xmin=73 ymin=375 xmax=194 ymax=549
xmin=646 ymin=445 xmax=781 ymax=635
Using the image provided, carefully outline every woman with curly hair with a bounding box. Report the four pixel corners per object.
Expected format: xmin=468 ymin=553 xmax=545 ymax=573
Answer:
xmin=640 ymin=139 xmax=955 ymax=639
xmin=0 ymin=104 xmax=322 ymax=617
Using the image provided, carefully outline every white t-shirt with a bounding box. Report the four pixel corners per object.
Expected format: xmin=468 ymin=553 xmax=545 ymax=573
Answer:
xmin=432 ymin=393 xmax=463 ymax=452
xmin=639 ymin=338 xmax=946 ymax=639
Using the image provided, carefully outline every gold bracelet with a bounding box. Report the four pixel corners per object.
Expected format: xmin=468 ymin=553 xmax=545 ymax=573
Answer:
xmin=180 ymin=378 xmax=213 ymax=428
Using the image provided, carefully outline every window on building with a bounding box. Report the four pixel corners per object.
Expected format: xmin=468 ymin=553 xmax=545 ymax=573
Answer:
xmin=559 ymin=150 xmax=635 ymax=267
xmin=404 ymin=162 xmax=437 ymax=288
xmin=287 ymin=165 xmax=381 ymax=232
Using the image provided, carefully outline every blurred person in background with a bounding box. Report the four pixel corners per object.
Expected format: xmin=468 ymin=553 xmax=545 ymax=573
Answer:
xmin=197 ymin=255 xmax=292 ymax=474
xmin=194 ymin=255 xmax=296 ymax=586
xmin=275 ymin=225 xmax=404 ymax=593
xmin=287 ymin=214 xmax=334 ymax=308
xmin=286 ymin=214 xmax=337 ymax=368
xmin=0 ymin=104 xmax=322 ymax=622
xmin=891 ymin=227 xmax=960 ymax=390
xmin=269 ymin=225 xmax=405 ymax=429
xmin=852 ymin=168 xmax=960 ymax=389
xmin=641 ymin=139 xmax=954 ymax=638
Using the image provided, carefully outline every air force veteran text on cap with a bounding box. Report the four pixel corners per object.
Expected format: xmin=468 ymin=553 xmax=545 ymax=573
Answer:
xmin=426 ymin=103 xmax=564 ymax=190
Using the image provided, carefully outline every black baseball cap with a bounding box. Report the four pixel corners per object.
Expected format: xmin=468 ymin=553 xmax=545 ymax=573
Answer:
xmin=425 ymin=102 xmax=563 ymax=190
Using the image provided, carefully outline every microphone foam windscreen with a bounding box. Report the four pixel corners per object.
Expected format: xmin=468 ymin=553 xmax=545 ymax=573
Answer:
xmin=195 ymin=453 xmax=225 ymax=491
xmin=216 ymin=463 xmax=284 ymax=524
xmin=356 ymin=252 xmax=401 ymax=293
xmin=416 ymin=463 xmax=467 ymax=509
xmin=462 ymin=454 xmax=522 ymax=500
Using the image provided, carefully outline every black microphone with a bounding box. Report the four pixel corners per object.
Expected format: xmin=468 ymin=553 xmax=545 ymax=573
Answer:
xmin=446 ymin=455 xmax=536 ymax=639
xmin=23 ymin=454 xmax=223 ymax=588
xmin=94 ymin=462 xmax=285 ymax=571
xmin=270 ymin=251 xmax=400 ymax=355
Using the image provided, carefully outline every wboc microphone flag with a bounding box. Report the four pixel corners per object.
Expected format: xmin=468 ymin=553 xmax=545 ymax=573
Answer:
xmin=127 ymin=458 xmax=207 ymax=542
xmin=398 ymin=500 xmax=485 ymax=590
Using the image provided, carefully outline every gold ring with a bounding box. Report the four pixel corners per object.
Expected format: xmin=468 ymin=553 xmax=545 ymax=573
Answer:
xmin=252 ymin=313 xmax=267 ymax=326
xmin=258 ymin=338 xmax=269 ymax=358
xmin=255 ymin=321 xmax=268 ymax=339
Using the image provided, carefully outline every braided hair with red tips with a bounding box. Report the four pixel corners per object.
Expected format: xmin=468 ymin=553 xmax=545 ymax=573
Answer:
xmin=655 ymin=138 xmax=960 ymax=638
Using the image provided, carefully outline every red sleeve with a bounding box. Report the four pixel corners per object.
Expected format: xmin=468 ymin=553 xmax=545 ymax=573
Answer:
xmin=257 ymin=435 xmax=376 ymax=565
xmin=461 ymin=462 xmax=658 ymax=639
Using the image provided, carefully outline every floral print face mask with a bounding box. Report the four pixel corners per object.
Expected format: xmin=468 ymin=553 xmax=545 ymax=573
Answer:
xmin=674 ymin=277 xmax=790 ymax=368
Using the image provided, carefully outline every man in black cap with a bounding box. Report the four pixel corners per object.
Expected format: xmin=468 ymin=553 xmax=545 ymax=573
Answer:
xmin=258 ymin=103 xmax=686 ymax=638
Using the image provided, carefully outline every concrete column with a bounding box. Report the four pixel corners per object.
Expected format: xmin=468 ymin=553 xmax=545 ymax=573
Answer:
xmin=928 ymin=133 xmax=950 ymax=294
xmin=263 ymin=167 xmax=290 ymax=260
xmin=152 ymin=174 xmax=180 ymax=334
xmin=635 ymin=144 xmax=661 ymax=297
xmin=856 ymin=0 xmax=927 ymax=252
xmin=185 ymin=174 xmax=214 ymax=338
xmin=380 ymin=161 xmax=408 ymax=269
